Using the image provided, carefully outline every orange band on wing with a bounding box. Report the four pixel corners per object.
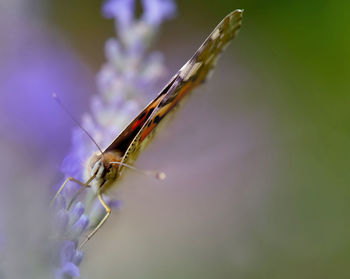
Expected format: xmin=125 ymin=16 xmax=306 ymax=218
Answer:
xmin=139 ymin=80 xmax=194 ymax=142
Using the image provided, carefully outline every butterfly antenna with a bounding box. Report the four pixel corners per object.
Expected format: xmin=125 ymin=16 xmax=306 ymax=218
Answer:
xmin=109 ymin=161 xmax=166 ymax=180
xmin=52 ymin=93 xmax=104 ymax=155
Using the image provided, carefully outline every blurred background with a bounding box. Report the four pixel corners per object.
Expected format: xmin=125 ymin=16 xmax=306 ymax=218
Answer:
xmin=0 ymin=0 xmax=349 ymax=278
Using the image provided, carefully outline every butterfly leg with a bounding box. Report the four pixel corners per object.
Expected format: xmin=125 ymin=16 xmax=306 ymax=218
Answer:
xmin=66 ymin=185 xmax=90 ymax=210
xmin=50 ymin=175 xmax=96 ymax=208
xmin=66 ymin=175 xmax=97 ymax=209
xmin=50 ymin=177 xmax=85 ymax=207
xmin=79 ymin=191 xmax=111 ymax=248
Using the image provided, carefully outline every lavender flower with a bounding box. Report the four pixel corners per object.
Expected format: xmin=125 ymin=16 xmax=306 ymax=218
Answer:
xmin=52 ymin=0 xmax=176 ymax=278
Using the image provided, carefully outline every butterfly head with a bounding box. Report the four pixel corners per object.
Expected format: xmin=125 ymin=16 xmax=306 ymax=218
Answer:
xmin=87 ymin=151 xmax=122 ymax=192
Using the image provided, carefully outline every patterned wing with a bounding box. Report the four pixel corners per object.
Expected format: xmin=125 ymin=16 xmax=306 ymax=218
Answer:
xmin=108 ymin=9 xmax=243 ymax=174
xmin=104 ymin=75 xmax=177 ymax=155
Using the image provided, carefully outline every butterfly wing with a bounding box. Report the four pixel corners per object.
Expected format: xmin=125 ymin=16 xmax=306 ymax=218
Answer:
xmin=104 ymin=74 xmax=177 ymax=155
xmin=105 ymin=9 xmax=243 ymax=174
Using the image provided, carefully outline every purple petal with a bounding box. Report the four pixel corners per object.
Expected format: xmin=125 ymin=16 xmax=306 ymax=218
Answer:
xmin=72 ymin=250 xmax=84 ymax=266
xmin=142 ymin=0 xmax=176 ymax=25
xmin=105 ymin=38 xmax=124 ymax=68
xmin=103 ymin=0 xmax=135 ymax=27
xmin=60 ymin=241 xmax=76 ymax=264
xmin=61 ymin=128 xmax=89 ymax=180
xmin=55 ymin=262 xmax=80 ymax=279
xmin=108 ymin=199 xmax=123 ymax=209
xmin=69 ymin=202 xmax=85 ymax=226
xmin=69 ymin=215 xmax=89 ymax=239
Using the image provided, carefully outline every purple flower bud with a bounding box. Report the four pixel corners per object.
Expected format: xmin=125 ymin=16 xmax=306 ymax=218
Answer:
xmin=60 ymin=241 xmax=76 ymax=264
xmin=72 ymin=250 xmax=84 ymax=266
xmin=142 ymin=0 xmax=176 ymax=25
xmin=69 ymin=215 xmax=89 ymax=239
xmin=69 ymin=202 xmax=85 ymax=226
xmin=103 ymin=0 xmax=135 ymax=27
xmin=55 ymin=262 xmax=80 ymax=279
xmin=109 ymin=199 xmax=123 ymax=209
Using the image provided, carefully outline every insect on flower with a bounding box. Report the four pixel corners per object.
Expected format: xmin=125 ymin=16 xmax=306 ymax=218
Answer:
xmin=51 ymin=9 xmax=243 ymax=247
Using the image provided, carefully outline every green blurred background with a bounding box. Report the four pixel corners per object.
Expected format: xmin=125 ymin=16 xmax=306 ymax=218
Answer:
xmin=1 ymin=0 xmax=349 ymax=278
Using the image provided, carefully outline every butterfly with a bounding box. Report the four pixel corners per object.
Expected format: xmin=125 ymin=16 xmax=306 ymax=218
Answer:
xmin=51 ymin=9 xmax=243 ymax=247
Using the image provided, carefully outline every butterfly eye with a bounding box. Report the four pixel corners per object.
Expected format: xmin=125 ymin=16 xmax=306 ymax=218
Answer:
xmin=105 ymin=164 xmax=113 ymax=174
